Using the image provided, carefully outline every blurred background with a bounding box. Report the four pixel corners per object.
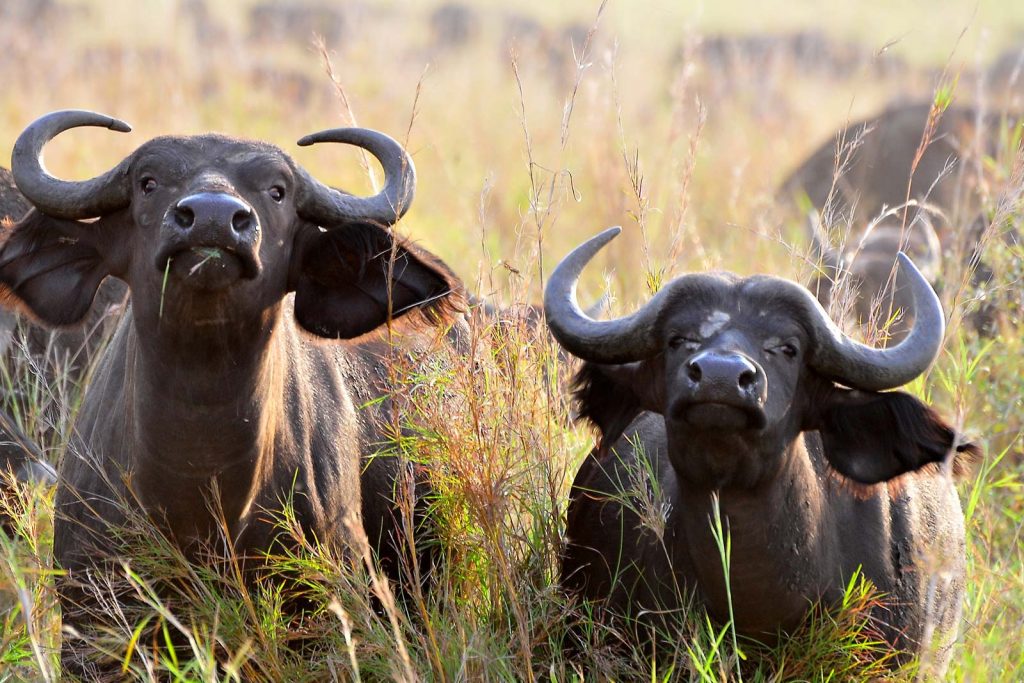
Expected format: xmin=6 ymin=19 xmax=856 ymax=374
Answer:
xmin=1 ymin=1 xmax=1023 ymax=679
xmin=2 ymin=0 xmax=1023 ymax=296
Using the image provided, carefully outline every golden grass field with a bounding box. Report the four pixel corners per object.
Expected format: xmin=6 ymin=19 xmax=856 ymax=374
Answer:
xmin=0 ymin=0 xmax=1023 ymax=680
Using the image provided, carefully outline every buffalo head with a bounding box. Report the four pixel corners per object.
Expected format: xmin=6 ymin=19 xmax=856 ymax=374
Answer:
xmin=550 ymin=230 xmax=976 ymax=671
xmin=1 ymin=109 xmax=453 ymax=349
xmin=545 ymin=227 xmax=963 ymax=489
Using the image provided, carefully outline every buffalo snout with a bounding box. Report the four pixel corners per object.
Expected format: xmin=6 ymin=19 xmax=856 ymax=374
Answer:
xmin=156 ymin=191 xmax=262 ymax=286
xmin=674 ymin=350 xmax=767 ymax=429
xmin=173 ymin=193 xmax=256 ymax=235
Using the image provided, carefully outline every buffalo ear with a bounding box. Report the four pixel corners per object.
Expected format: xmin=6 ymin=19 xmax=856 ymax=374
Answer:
xmin=291 ymin=222 xmax=461 ymax=339
xmin=572 ymin=359 xmax=665 ymax=448
xmin=807 ymin=387 xmax=980 ymax=485
xmin=0 ymin=210 xmax=122 ymax=327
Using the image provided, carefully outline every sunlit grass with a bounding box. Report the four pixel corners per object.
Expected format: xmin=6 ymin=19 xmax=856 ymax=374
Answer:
xmin=0 ymin=0 xmax=1022 ymax=680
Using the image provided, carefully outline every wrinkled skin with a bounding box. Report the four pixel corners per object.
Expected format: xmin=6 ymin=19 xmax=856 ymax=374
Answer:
xmin=0 ymin=123 xmax=462 ymax=677
xmin=548 ymin=234 xmax=976 ymax=676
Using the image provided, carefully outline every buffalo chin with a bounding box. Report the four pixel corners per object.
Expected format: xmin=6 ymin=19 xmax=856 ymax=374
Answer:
xmin=676 ymin=402 xmax=767 ymax=431
xmin=162 ymin=247 xmax=256 ymax=292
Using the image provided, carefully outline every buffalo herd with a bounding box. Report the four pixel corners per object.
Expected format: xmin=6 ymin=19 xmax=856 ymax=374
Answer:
xmin=0 ymin=95 xmax=1000 ymax=676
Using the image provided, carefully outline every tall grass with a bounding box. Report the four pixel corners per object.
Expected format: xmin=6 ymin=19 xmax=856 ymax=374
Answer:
xmin=1 ymin=0 xmax=1023 ymax=680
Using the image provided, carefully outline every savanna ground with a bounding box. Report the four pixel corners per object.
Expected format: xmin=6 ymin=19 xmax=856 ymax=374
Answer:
xmin=0 ymin=0 xmax=1022 ymax=680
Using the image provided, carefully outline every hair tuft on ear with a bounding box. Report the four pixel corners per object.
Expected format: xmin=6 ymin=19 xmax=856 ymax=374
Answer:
xmin=292 ymin=221 xmax=465 ymax=340
xmin=815 ymin=388 xmax=980 ymax=486
xmin=0 ymin=210 xmax=113 ymax=327
xmin=572 ymin=362 xmax=647 ymax=455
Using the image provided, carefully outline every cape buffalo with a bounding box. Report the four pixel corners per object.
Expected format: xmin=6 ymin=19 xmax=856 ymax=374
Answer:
xmin=545 ymin=228 xmax=977 ymax=675
xmin=0 ymin=408 xmax=56 ymax=533
xmin=692 ymin=30 xmax=905 ymax=81
xmin=808 ymin=210 xmax=942 ymax=342
xmin=429 ymin=3 xmax=480 ymax=49
xmin=780 ymin=102 xmax=1021 ymax=335
xmin=0 ymin=110 xmax=464 ymax=675
xmin=778 ymin=102 xmax=1018 ymax=248
xmin=248 ymin=2 xmax=346 ymax=47
xmin=0 ymin=165 xmax=127 ymax=368
xmin=0 ymin=166 xmax=29 ymax=219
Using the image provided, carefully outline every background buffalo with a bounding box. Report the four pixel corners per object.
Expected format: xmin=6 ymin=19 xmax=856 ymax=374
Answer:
xmin=0 ymin=168 xmax=57 ymax=533
xmin=780 ymin=103 xmax=1022 ymax=340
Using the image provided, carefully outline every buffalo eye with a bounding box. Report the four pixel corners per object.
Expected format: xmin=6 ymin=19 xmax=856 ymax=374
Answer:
xmin=141 ymin=177 xmax=158 ymax=194
xmin=765 ymin=339 xmax=799 ymax=358
xmin=268 ymin=185 xmax=285 ymax=202
xmin=668 ymin=335 xmax=701 ymax=352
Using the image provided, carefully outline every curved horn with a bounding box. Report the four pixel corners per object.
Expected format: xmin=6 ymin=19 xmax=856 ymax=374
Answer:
xmin=12 ymin=109 xmax=133 ymax=219
xmin=295 ymin=127 xmax=415 ymax=226
xmin=775 ymin=252 xmax=944 ymax=390
xmin=544 ymin=227 xmax=669 ymax=364
xmin=551 ymin=230 xmax=944 ymax=390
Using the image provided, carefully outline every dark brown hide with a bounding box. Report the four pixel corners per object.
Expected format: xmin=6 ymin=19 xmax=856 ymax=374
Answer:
xmin=0 ymin=166 xmax=127 ymax=373
xmin=0 ymin=168 xmax=59 ymax=522
xmin=0 ymin=114 xmax=462 ymax=677
xmin=0 ymin=167 xmax=28 ymax=220
xmin=0 ymin=405 xmax=56 ymax=534
xmin=810 ymin=215 xmax=942 ymax=343
xmin=548 ymin=231 xmax=976 ymax=677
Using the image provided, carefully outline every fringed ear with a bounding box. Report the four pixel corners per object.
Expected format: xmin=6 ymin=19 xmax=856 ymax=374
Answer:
xmin=291 ymin=222 xmax=463 ymax=339
xmin=572 ymin=359 xmax=665 ymax=453
xmin=0 ymin=210 xmax=122 ymax=327
xmin=808 ymin=387 xmax=980 ymax=485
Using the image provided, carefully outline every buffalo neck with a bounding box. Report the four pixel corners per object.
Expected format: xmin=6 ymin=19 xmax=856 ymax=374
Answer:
xmin=668 ymin=435 xmax=840 ymax=637
xmin=124 ymin=302 xmax=292 ymax=547
xmin=133 ymin=301 xmax=282 ymax=405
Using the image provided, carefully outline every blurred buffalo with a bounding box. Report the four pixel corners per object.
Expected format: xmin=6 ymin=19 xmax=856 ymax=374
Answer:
xmin=429 ymin=3 xmax=480 ymax=49
xmin=248 ymin=2 xmax=346 ymax=47
xmin=780 ymin=102 xmax=1022 ymax=336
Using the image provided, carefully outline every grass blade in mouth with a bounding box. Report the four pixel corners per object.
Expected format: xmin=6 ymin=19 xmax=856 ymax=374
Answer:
xmin=159 ymin=257 xmax=171 ymax=322
xmin=188 ymin=247 xmax=223 ymax=277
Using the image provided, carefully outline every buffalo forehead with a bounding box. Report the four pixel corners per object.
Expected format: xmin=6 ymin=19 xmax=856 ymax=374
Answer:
xmin=656 ymin=272 xmax=734 ymax=323
xmin=133 ymin=135 xmax=291 ymax=176
xmin=659 ymin=274 xmax=808 ymax=340
xmin=699 ymin=309 xmax=731 ymax=338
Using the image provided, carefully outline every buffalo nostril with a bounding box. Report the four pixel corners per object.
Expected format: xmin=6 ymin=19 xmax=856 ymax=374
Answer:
xmin=687 ymin=360 xmax=703 ymax=383
xmin=738 ymin=367 xmax=757 ymax=389
xmin=231 ymin=208 xmax=254 ymax=233
xmin=174 ymin=206 xmax=195 ymax=229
